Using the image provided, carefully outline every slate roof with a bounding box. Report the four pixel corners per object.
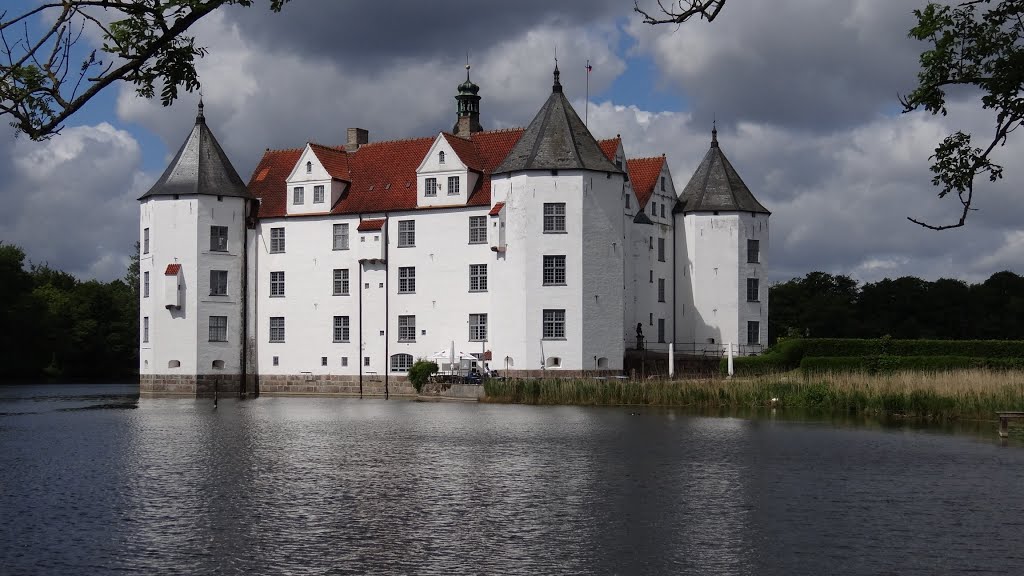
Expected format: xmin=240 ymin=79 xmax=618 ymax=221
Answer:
xmin=140 ymin=103 xmax=251 ymax=200
xmin=249 ymin=128 xmax=525 ymax=219
xmin=493 ymin=69 xmax=621 ymax=174
xmin=678 ymin=130 xmax=770 ymax=215
xmin=626 ymin=156 xmax=665 ymax=209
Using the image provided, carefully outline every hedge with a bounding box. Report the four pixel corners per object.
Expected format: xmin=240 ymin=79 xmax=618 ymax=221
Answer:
xmin=801 ymin=355 xmax=1024 ymax=374
xmin=719 ymin=338 xmax=1024 ymax=375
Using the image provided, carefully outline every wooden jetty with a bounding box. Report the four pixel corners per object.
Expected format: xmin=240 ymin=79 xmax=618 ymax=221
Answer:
xmin=997 ymin=412 xmax=1024 ymax=438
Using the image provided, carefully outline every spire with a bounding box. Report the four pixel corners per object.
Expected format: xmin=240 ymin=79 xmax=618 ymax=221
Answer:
xmin=711 ymin=118 xmax=718 ymax=148
xmin=454 ymin=60 xmax=483 ymax=137
xmin=552 ymin=58 xmax=562 ymax=93
xmin=196 ymin=96 xmax=205 ymax=124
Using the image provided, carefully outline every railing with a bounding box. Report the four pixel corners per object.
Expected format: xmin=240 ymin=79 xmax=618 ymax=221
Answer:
xmin=627 ymin=338 xmax=765 ymax=357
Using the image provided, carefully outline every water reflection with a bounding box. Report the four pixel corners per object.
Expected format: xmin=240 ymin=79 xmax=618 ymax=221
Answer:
xmin=1 ymin=385 xmax=1023 ymax=575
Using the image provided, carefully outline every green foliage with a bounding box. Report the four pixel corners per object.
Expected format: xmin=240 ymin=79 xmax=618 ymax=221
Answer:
xmin=407 ymin=360 xmax=438 ymax=393
xmin=2 ymin=1 xmax=291 ymax=140
xmin=801 ymin=355 xmax=1024 ymax=374
xmin=0 ymin=242 xmax=138 ymax=381
xmin=902 ymin=1 xmax=1024 ymax=229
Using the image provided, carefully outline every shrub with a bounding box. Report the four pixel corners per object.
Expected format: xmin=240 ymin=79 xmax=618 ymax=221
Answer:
xmin=407 ymin=360 xmax=438 ymax=393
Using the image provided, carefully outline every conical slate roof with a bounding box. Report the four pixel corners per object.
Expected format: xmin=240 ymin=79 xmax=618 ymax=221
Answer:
xmin=678 ymin=128 xmax=769 ymax=214
xmin=139 ymin=102 xmax=251 ymax=200
xmin=494 ymin=67 xmax=621 ymax=174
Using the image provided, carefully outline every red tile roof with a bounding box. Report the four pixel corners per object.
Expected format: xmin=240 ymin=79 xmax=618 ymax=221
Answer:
xmin=356 ymin=218 xmax=385 ymax=231
xmin=251 ymin=128 xmax=526 ymax=219
xmin=488 ymin=201 xmax=505 ymax=216
xmin=627 ymin=156 xmax=665 ymax=209
xmin=598 ymin=137 xmax=621 ymax=163
xmin=164 ymin=263 xmax=181 ymax=275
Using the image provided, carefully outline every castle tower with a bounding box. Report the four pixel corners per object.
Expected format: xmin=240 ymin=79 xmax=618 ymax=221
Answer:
xmin=489 ymin=64 xmax=627 ymax=374
xmin=675 ymin=126 xmax=770 ymax=353
xmin=453 ymin=63 xmax=483 ymax=137
xmin=138 ymin=101 xmax=257 ymax=397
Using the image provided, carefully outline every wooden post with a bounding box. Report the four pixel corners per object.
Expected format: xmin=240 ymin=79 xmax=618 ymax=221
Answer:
xmin=999 ymin=416 xmax=1009 ymax=438
xmin=668 ymin=343 xmax=675 ymax=379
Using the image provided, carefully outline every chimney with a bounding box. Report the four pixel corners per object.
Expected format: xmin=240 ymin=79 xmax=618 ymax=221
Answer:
xmin=346 ymin=128 xmax=368 ymax=152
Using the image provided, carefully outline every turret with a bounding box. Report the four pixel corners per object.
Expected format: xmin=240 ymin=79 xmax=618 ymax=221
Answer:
xmin=453 ymin=63 xmax=483 ymax=137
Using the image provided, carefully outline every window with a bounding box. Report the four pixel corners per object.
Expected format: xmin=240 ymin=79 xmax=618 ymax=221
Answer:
xmin=270 ymin=271 xmax=285 ymax=297
xmin=661 ymin=204 xmax=666 ymax=218
xmin=657 ymin=238 xmax=665 ymax=262
xmin=210 ymin=270 xmax=227 ymax=296
xmin=658 ymin=278 xmax=666 ymax=302
xmin=306 ymin=161 xmax=312 ymax=174
xmin=313 ymin=185 xmax=325 ymax=204
xmin=543 ymin=203 xmax=566 ymax=233
xmin=391 ymin=353 xmax=413 ymax=372
xmin=341 ymin=357 xmax=348 ymax=367
xmin=333 ymin=223 xmax=349 ymax=250
xmin=625 ymin=195 xmax=630 ymax=209
xmin=143 ymin=271 xmax=150 ymax=298
xmin=293 ymin=186 xmax=304 ymax=205
xmin=469 ymin=313 xmax=487 ymax=341
xmin=468 ymin=216 xmax=487 ymax=244
xmin=658 ymin=318 xmax=665 ymax=343
xmin=447 ymin=176 xmax=459 ymax=195
xmin=425 ymin=177 xmax=438 ymax=197
xmin=333 ymin=316 xmax=350 ymax=342
xmin=747 ymin=321 xmax=760 ymax=345
xmin=398 ymin=267 xmax=415 ymax=293
xmin=469 ymin=264 xmax=487 ymax=292
xmin=398 ymin=220 xmax=415 ymax=247
xmin=543 ymin=255 xmax=566 ymax=286
xmin=143 ymin=228 xmax=150 ymax=254
xmin=649 ymin=270 xmax=653 ymax=283
xmin=748 ymin=239 xmax=760 ymax=263
xmin=322 ymin=357 xmax=328 ymax=366
xmin=333 ymin=269 xmax=349 ymax=295
xmin=269 ymin=317 xmax=285 ymax=342
xmin=747 ymin=278 xmax=759 ymax=302
xmin=273 ymin=356 xmax=279 ymax=366
xmin=650 ymin=202 xmax=656 ymax=216
xmin=209 ymin=316 xmax=227 ymax=342
xmin=660 ymin=176 xmax=665 ymax=191
xmin=438 ymin=151 xmax=445 ymax=164
xmin=270 ymin=227 xmax=285 ymax=253
xmin=543 ymin=309 xmax=566 ymax=339
xmin=210 ymin=225 xmax=228 ymax=252
xmin=143 ymin=317 xmax=149 ymax=343
xmin=364 ymin=356 xmax=370 ymax=366
xmin=398 ymin=315 xmax=416 ymax=342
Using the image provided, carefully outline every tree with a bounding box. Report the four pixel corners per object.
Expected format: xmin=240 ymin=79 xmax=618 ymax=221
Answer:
xmin=1 ymin=0 xmax=289 ymax=141
xmin=636 ymin=0 xmax=1024 ymax=230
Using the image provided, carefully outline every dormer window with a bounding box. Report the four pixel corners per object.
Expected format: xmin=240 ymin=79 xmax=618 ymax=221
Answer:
xmin=447 ymin=176 xmax=459 ymax=196
xmin=293 ymin=186 xmax=304 ymax=205
xmin=306 ymin=161 xmax=312 ymax=174
xmin=439 ymin=151 xmax=445 ymax=164
xmin=424 ymin=177 xmax=437 ymax=197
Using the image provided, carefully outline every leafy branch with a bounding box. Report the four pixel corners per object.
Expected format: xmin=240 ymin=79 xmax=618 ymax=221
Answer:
xmin=0 ymin=0 xmax=290 ymax=141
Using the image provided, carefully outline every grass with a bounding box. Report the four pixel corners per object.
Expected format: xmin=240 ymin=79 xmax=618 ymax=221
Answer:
xmin=483 ymin=369 xmax=1024 ymax=420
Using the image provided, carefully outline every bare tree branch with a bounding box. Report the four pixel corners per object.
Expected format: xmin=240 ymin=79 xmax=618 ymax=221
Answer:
xmin=633 ymin=0 xmax=727 ymax=25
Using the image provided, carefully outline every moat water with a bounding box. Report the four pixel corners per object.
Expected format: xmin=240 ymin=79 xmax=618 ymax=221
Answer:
xmin=1 ymin=384 xmax=1022 ymax=575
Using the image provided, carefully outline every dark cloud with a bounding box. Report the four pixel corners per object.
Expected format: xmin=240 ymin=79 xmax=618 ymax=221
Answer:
xmin=224 ymin=0 xmax=625 ymax=69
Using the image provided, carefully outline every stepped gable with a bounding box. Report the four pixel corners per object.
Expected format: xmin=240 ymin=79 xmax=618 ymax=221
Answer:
xmin=494 ymin=66 xmax=621 ymax=174
xmin=140 ymin=101 xmax=251 ymax=200
xmin=678 ymin=128 xmax=769 ymax=215
xmin=627 ymin=156 xmax=666 ymax=209
xmin=251 ymin=128 xmax=525 ymax=218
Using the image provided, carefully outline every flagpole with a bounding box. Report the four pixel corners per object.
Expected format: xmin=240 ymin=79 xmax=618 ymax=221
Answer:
xmin=585 ymin=59 xmax=591 ymax=126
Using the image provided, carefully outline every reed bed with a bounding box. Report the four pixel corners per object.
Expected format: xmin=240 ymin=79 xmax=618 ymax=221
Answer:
xmin=483 ymin=369 xmax=1024 ymax=420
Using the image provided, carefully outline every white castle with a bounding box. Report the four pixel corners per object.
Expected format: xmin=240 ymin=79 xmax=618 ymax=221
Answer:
xmin=138 ymin=65 xmax=770 ymax=396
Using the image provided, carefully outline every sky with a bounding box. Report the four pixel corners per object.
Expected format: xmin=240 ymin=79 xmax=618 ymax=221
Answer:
xmin=1 ymin=0 xmax=1022 ymax=285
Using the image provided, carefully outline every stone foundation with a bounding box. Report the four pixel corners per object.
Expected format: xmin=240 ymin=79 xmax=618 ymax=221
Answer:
xmin=498 ymin=369 xmax=625 ymax=379
xmin=257 ymin=374 xmax=416 ymax=397
xmin=141 ymin=373 xmax=260 ymax=397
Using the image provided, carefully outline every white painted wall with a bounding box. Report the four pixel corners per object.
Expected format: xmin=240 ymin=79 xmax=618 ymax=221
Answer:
xmin=680 ymin=212 xmax=740 ymax=351
xmin=582 ymin=172 xmax=627 ymax=369
xmin=195 ymin=195 xmax=247 ymax=374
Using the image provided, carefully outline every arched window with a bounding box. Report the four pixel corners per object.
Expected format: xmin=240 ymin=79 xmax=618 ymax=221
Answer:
xmin=438 ymin=151 xmax=445 ymax=164
xmin=597 ymin=357 xmax=608 ymax=368
xmin=168 ymin=360 xmax=181 ymax=368
xmin=545 ymin=357 xmax=561 ymax=368
xmin=212 ymin=360 xmax=225 ymax=370
xmin=306 ymin=161 xmax=312 ymax=173
xmin=504 ymin=356 xmax=514 ymax=368
xmin=390 ymin=353 xmax=413 ymax=372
